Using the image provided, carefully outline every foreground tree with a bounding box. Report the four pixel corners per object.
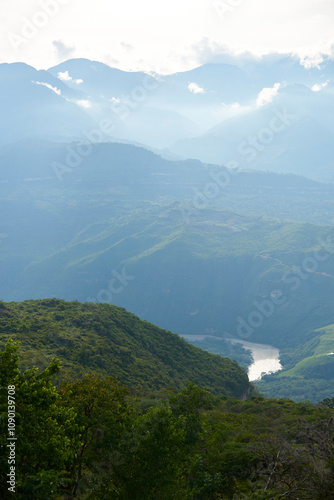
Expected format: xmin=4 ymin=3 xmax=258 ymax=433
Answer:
xmin=58 ymin=373 xmax=134 ymax=497
xmin=0 ymin=340 xmax=80 ymax=499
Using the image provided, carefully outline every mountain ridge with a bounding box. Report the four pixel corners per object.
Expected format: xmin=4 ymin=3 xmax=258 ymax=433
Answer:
xmin=0 ymin=299 xmax=250 ymax=398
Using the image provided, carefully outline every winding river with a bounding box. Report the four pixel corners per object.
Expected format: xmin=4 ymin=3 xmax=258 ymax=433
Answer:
xmin=226 ymin=338 xmax=282 ymax=381
xmin=182 ymin=335 xmax=282 ymax=381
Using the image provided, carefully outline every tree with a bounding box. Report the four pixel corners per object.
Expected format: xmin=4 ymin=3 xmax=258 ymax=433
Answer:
xmin=169 ymin=382 xmax=215 ymax=445
xmin=0 ymin=340 xmax=80 ymax=499
xmin=58 ymin=373 xmax=133 ymax=497
xmin=113 ymin=404 xmax=190 ymax=500
xmin=321 ymin=397 xmax=334 ymax=409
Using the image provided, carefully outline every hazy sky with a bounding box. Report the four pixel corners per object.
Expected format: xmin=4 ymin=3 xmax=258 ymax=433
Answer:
xmin=1 ymin=0 xmax=334 ymax=73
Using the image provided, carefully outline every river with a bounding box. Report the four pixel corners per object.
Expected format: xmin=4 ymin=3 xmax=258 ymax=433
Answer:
xmin=226 ymin=338 xmax=282 ymax=381
xmin=181 ymin=335 xmax=282 ymax=381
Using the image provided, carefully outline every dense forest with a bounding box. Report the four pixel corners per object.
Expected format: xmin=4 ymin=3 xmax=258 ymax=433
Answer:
xmin=2 ymin=138 xmax=334 ymax=405
xmin=2 ymin=21 xmax=334 ymax=499
xmin=0 ymin=300 xmax=249 ymax=398
xmin=2 ymin=338 xmax=334 ymax=499
xmin=2 ymin=300 xmax=334 ymax=498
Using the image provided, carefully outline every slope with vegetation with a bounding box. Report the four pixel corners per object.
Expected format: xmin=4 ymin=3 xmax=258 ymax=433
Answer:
xmin=2 ymin=339 xmax=334 ymax=499
xmin=2 ymin=141 xmax=334 ymax=402
xmin=0 ymin=299 xmax=249 ymax=398
xmin=256 ymin=322 xmax=334 ymax=402
xmin=5 ymin=200 xmax=334 ymax=349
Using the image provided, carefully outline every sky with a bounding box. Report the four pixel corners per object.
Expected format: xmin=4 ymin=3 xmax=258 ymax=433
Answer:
xmin=0 ymin=0 xmax=334 ymax=73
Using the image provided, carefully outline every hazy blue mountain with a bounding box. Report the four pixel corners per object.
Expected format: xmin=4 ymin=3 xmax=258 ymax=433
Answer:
xmin=48 ymin=58 xmax=200 ymax=147
xmin=2 ymin=55 xmax=333 ymax=162
xmin=0 ymin=62 xmax=98 ymax=146
xmin=0 ymin=139 xmax=207 ymax=190
xmin=48 ymin=59 xmax=254 ymax=106
xmin=2 ymin=54 xmax=334 ymax=404
xmin=171 ymin=84 xmax=334 ymax=181
xmin=163 ymin=63 xmax=256 ymax=103
xmin=240 ymin=54 xmax=334 ymax=88
xmin=48 ymin=55 xmax=334 ymax=110
xmin=4 ymin=200 xmax=334 ymax=350
xmin=48 ymin=58 xmax=157 ymax=97
xmin=46 ymin=55 xmax=334 ymax=152
xmin=2 ymin=140 xmax=334 ymax=352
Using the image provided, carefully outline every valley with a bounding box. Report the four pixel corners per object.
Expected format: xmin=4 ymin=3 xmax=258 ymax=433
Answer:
xmin=2 ymin=2 xmax=334 ymax=497
xmin=226 ymin=339 xmax=282 ymax=382
xmin=1 ymin=131 xmax=334 ymax=402
xmin=182 ymin=335 xmax=283 ymax=381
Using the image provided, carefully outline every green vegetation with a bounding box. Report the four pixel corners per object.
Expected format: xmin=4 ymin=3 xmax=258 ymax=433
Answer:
xmin=2 ymin=142 xmax=334 ymax=356
xmin=0 ymin=299 xmax=249 ymax=398
xmin=2 ymin=341 xmax=334 ymax=499
xmin=185 ymin=336 xmax=253 ymax=371
xmin=255 ymin=375 xmax=334 ymax=402
xmin=3 ymin=142 xmax=334 ymax=403
xmin=6 ymin=202 xmax=334 ymax=350
xmin=256 ymin=323 xmax=334 ymax=402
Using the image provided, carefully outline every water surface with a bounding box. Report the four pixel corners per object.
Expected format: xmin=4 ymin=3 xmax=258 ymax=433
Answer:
xmin=182 ymin=334 xmax=282 ymax=381
xmin=226 ymin=338 xmax=282 ymax=381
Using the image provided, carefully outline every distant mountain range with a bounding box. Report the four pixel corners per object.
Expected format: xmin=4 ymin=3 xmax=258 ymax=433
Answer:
xmin=1 ymin=139 xmax=334 ymax=350
xmin=172 ymin=85 xmax=334 ymax=181
xmin=1 ymin=55 xmax=334 ymax=403
xmin=1 ymin=55 xmax=333 ymax=180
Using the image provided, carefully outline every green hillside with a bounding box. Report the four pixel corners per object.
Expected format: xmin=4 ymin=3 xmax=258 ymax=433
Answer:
xmin=2 ymin=141 xmax=334 ymax=357
xmin=256 ymin=323 xmax=334 ymax=401
xmin=6 ymin=204 xmax=334 ymax=349
xmin=0 ymin=299 xmax=249 ymax=398
xmin=3 ymin=142 xmax=334 ymax=403
xmin=2 ymin=337 xmax=334 ymax=499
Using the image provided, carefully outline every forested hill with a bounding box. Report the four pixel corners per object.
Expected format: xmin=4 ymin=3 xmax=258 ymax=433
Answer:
xmin=0 ymin=299 xmax=249 ymax=398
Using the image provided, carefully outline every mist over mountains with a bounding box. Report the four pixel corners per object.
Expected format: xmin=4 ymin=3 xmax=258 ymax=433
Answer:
xmin=1 ymin=54 xmax=333 ymax=180
xmin=1 ymin=53 xmax=334 ymax=401
xmin=5 ymin=0 xmax=334 ymax=495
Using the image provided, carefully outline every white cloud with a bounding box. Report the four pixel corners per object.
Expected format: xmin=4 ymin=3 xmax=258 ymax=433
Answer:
xmin=188 ymin=82 xmax=205 ymax=94
xmin=299 ymin=53 xmax=324 ymax=69
xmin=57 ymin=71 xmax=83 ymax=84
xmin=32 ymin=81 xmax=61 ymax=96
xmin=1 ymin=0 xmax=334 ymax=74
xmin=57 ymin=71 xmax=71 ymax=81
xmin=256 ymin=82 xmax=281 ymax=107
xmin=311 ymin=81 xmax=328 ymax=92
xmin=75 ymin=99 xmax=91 ymax=108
